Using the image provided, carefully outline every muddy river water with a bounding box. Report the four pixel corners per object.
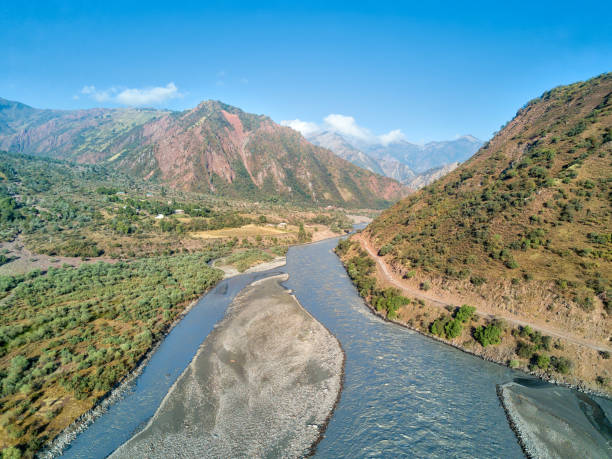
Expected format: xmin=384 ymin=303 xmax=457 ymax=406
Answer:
xmin=58 ymin=235 xmax=611 ymax=458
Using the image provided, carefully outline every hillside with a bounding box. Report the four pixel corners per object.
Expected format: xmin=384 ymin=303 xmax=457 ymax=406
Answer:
xmin=0 ymin=99 xmax=405 ymax=208
xmin=350 ymin=73 xmax=612 ymax=389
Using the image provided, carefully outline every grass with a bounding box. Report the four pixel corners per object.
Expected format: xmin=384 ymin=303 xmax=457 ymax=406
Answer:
xmin=191 ymin=224 xmax=291 ymax=240
xmin=222 ymin=249 xmax=276 ymax=272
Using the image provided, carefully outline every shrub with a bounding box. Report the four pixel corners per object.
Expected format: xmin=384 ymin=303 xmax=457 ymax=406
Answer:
xmin=474 ymin=323 xmax=503 ymax=347
xmin=378 ymin=244 xmax=394 ymax=256
xmin=455 ymin=305 xmax=476 ymax=323
xmin=535 ymin=353 xmax=550 ymax=370
xmin=2 ymin=446 xmax=22 ymax=459
xmin=509 ymin=359 xmax=520 ymax=369
xmin=516 ymin=340 xmax=536 ymax=359
xmin=430 ymin=316 xmax=449 ymax=337
xmin=420 ymin=281 xmax=431 ymax=291
xmin=470 ymin=276 xmax=486 ymax=286
xmin=551 ymin=356 xmax=573 ymax=374
xmin=444 ymin=319 xmax=463 ymax=339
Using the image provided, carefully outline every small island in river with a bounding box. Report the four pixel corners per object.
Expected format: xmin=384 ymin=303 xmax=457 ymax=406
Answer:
xmin=111 ymin=273 xmax=344 ymax=458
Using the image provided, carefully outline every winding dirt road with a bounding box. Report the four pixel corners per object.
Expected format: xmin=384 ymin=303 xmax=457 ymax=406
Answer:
xmin=354 ymin=233 xmax=611 ymax=353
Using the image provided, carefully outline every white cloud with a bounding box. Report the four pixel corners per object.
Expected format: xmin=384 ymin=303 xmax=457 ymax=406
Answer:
xmin=286 ymin=113 xmax=408 ymax=145
xmin=80 ymin=85 xmax=115 ymax=102
xmin=379 ymin=129 xmax=407 ymax=145
xmin=323 ymin=114 xmax=372 ymax=141
xmin=80 ymin=83 xmax=181 ymax=106
xmin=116 ymin=83 xmax=180 ymax=106
xmin=280 ymin=119 xmax=321 ymax=137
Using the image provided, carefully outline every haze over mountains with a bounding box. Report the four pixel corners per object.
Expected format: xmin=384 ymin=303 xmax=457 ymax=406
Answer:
xmin=0 ymin=98 xmax=407 ymax=208
xmin=282 ymin=120 xmax=481 ymax=189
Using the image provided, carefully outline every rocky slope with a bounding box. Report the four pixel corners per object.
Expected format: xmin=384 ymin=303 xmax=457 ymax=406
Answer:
xmin=306 ymin=129 xmax=476 ymax=188
xmin=363 ymin=73 xmax=612 ymax=352
xmin=365 ymin=135 xmax=482 ymax=173
xmin=0 ymin=99 xmax=406 ymax=208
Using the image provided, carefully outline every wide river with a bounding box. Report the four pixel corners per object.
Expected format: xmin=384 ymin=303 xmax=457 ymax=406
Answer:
xmin=59 ymin=235 xmax=610 ymax=458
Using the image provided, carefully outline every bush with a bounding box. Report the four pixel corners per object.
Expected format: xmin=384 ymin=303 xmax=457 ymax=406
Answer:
xmin=535 ymin=353 xmax=550 ymax=370
xmin=474 ymin=323 xmax=503 ymax=347
xmin=420 ymin=281 xmax=431 ymax=291
xmin=444 ymin=319 xmax=463 ymax=339
xmin=516 ymin=340 xmax=536 ymax=359
xmin=378 ymin=244 xmax=394 ymax=256
xmin=455 ymin=305 xmax=476 ymax=323
xmin=430 ymin=317 xmax=448 ymax=337
xmin=2 ymin=446 xmax=22 ymax=459
xmin=470 ymin=276 xmax=486 ymax=286
xmin=551 ymin=356 xmax=573 ymax=374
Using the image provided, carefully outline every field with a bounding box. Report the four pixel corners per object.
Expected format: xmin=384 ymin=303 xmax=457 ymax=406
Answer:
xmin=191 ymin=223 xmax=291 ymax=239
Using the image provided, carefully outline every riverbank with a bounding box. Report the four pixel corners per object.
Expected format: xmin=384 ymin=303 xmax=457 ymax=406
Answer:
xmin=214 ymin=255 xmax=287 ymax=278
xmin=112 ymin=274 xmax=344 ymax=458
xmin=339 ymin=236 xmax=611 ymax=397
xmin=497 ymin=381 xmax=612 ymax=458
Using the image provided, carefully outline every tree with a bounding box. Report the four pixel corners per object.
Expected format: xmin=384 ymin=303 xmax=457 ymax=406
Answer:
xmin=474 ymin=323 xmax=502 ymax=347
xmin=444 ymin=319 xmax=462 ymax=339
xmin=455 ymin=305 xmax=476 ymax=323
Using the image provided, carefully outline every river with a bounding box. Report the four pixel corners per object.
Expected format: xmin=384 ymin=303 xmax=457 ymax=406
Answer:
xmin=58 ymin=235 xmax=611 ymax=458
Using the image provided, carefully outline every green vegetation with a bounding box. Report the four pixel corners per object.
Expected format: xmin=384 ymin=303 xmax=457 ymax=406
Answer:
xmin=429 ymin=305 xmax=476 ymax=340
xmin=473 ymin=322 xmax=503 ymax=347
xmin=0 ymin=251 xmax=223 ymax=455
xmin=336 ymin=239 xmax=409 ymax=319
xmin=223 ymin=249 xmax=275 ymax=272
xmin=367 ymin=73 xmax=612 ymax=320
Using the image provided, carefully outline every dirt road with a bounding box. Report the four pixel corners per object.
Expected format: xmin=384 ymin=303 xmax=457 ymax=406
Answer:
xmin=354 ymin=233 xmax=612 ymax=353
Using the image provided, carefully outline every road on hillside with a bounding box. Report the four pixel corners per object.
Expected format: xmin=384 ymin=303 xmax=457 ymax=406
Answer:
xmin=354 ymin=233 xmax=611 ymax=353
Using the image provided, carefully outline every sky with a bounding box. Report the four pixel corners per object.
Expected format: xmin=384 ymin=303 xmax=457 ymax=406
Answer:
xmin=1 ymin=1 xmax=611 ymax=142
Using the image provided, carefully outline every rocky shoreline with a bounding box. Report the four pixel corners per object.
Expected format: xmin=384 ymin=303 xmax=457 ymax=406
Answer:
xmin=112 ymin=273 xmax=344 ymax=458
xmin=496 ymin=381 xmax=612 ymax=459
xmin=356 ymin=291 xmax=611 ymax=399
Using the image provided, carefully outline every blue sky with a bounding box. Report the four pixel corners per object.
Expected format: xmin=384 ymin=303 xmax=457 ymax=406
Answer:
xmin=1 ymin=1 xmax=610 ymax=142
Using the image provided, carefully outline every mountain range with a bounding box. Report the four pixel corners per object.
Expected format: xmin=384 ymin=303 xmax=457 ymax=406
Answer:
xmin=305 ymin=130 xmax=481 ymax=189
xmin=0 ymin=98 xmax=407 ymax=208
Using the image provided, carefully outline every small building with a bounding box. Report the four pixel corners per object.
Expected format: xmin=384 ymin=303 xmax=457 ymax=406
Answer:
xmin=277 ymin=222 xmax=287 ymax=229
xmin=175 ymin=209 xmax=185 ymax=214
xmin=155 ymin=214 xmax=165 ymax=220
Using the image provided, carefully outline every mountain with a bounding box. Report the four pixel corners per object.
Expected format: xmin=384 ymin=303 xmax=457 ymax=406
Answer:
xmin=364 ymin=135 xmax=482 ymax=173
xmin=363 ymin=73 xmax=612 ymax=347
xmin=305 ymin=129 xmax=474 ymax=188
xmin=307 ymin=131 xmax=385 ymax=175
xmin=0 ymin=99 xmax=406 ymax=208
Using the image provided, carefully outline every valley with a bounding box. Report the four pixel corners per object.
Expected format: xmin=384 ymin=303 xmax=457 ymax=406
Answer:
xmin=338 ymin=73 xmax=612 ymax=396
xmin=0 ymin=74 xmax=610 ymax=458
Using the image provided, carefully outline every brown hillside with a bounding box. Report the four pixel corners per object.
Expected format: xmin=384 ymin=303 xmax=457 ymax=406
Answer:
xmin=364 ymin=73 xmax=612 ymax=347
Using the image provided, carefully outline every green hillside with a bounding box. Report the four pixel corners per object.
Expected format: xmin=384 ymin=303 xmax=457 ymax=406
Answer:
xmin=365 ymin=73 xmax=611 ymax=334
